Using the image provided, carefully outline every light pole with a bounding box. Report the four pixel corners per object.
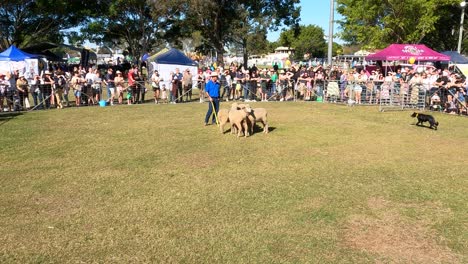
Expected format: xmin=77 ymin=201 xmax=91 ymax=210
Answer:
xmin=457 ymin=1 xmax=466 ymax=53
xmin=327 ymin=0 xmax=334 ymax=68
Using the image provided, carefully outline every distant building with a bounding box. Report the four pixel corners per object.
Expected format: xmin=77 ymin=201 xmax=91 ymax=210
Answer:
xmin=274 ymin=47 xmax=295 ymax=58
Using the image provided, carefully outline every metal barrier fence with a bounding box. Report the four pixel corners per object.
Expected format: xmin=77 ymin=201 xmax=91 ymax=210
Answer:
xmin=2 ymin=78 xmax=467 ymax=115
xmin=322 ymin=80 xmax=467 ymax=113
xmin=321 ymin=80 xmax=426 ymax=109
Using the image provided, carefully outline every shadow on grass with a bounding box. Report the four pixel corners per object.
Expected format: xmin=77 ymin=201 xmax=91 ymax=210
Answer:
xmin=253 ymin=125 xmax=276 ymax=133
xmin=0 ymin=112 xmax=23 ymax=126
xmin=411 ymin=123 xmax=437 ymax=130
xmin=222 ymin=125 xmax=277 ymax=135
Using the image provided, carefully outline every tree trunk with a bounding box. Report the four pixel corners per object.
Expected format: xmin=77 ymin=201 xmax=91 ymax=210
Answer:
xmin=215 ymin=43 xmax=224 ymax=66
xmin=242 ymin=37 xmax=248 ymax=69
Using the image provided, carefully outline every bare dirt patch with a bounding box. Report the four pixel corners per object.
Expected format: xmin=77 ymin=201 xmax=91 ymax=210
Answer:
xmin=343 ymin=197 xmax=461 ymax=263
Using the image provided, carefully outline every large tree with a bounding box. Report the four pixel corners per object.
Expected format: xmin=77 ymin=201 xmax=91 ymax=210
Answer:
xmin=0 ymin=0 xmax=103 ymax=50
xmin=279 ymin=25 xmax=327 ymax=60
xmin=81 ymin=0 xmax=185 ymax=63
xmin=183 ymin=0 xmax=301 ymax=66
xmin=422 ymin=3 xmax=468 ymax=52
xmin=336 ymin=0 xmax=466 ymax=51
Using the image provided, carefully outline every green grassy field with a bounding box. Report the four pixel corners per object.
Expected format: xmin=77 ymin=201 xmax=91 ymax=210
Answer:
xmin=0 ymin=102 xmax=467 ymax=263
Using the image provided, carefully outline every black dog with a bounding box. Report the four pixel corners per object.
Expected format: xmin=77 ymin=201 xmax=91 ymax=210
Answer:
xmin=411 ymin=112 xmax=439 ymax=130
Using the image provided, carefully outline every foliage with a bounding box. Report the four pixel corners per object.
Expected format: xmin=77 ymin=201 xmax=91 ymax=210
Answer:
xmin=0 ymin=0 xmax=102 ymax=50
xmin=332 ymin=42 xmax=344 ymax=56
xmin=245 ymin=28 xmax=270 ymax=56
xmin=266 ymin=40 xmax=282 ymax=54
xmin=3 ymin=0 xmax=466 ymax=64
xmin=183 ymin=0 xmax=301 ymax=66
xmin=336 ymin=0 xmax=466 ymax=51
xmin=81 ymin=0 xmax=185 ymax=63
xmin=279 ymin=25 xmax=327 ymax=60
xmin=422 ymin=3 xmax=468 ymax=52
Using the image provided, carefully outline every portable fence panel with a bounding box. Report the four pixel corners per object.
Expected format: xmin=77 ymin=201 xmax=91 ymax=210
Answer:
xmin=324 ymin=80 xmax=383 ymax=105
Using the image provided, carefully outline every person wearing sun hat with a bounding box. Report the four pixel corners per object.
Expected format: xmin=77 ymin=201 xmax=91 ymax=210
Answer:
xmin=42 ymin=70 xmax=54 ymax=109
xmin=114 ymin=70 xmax=125 ymax=105
xmin=204 ymin=72 xmax=220 ymax=126
xmin=182 ymin=68 xmax=193 ymax=102
xmin=71 ymin=71 xmax=83 ymax=107
xmin=16 ymin=73 xmax=29 ymax=110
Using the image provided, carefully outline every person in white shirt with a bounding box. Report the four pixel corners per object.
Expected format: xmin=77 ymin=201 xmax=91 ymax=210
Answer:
xmin=93 ymin=71 xmax=103 ymax=103
xmin=85 ymin=68 xmax=96 ymax=105
xmin=354 ymin=71 xmax=367 ymax=104
xmin=151 ymin=70 xmax=162 ymax=104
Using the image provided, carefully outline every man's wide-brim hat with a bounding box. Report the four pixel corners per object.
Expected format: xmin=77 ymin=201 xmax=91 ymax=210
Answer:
xmin=210 ymin=72 xmax=218 ymax=77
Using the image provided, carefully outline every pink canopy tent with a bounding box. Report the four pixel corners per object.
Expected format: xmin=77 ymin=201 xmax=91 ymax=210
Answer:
xmin=366 ymin=44 xmax=450 ymax=61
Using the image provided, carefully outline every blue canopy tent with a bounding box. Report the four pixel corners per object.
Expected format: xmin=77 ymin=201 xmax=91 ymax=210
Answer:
xmin=441 ymin=51 xmax=468 ymax=78
xmin=153 ymin=48 xmax=197 ymax=66
xmin=149 ymin=48 xmax=198 ymax=86
xmin=441 ymin=51 xmax=468 ymax=64
xmin=0 ymin=45 xmax=39 ymax=61
xmin=0 ymin=45 xmax=41 ymax=76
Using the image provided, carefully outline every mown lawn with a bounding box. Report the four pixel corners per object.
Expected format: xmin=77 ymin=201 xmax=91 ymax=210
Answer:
xmin=0 ymin=102 xmax=467 ymax=263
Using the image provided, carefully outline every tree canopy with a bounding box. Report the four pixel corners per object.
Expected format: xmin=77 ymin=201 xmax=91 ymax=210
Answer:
xmin=2 ymin=0 xmax=467 ymax=65
xmin=182 ymin=0 xmax=301 ymax=65
xmin=336 ymin=0 xmax=467 ymax=52
xmin=0 ymin=0 xmax=104 ymax=50
xmin=279 ymin=25 xmax=329 ymax=60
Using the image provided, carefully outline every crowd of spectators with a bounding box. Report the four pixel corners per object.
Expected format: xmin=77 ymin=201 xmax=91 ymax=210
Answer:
xmin=0 ymin=62 xmax=466 ymax=115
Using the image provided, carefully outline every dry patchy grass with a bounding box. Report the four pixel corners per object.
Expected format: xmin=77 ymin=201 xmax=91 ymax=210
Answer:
xmin=344 ymin=197 xmax=461 ymax=263
xmin=0 ymin=102 xmax=467 ymax=263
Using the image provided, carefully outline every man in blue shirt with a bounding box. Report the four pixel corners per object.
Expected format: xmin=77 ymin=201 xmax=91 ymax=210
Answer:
xmin=204 ymin=72 xmax=220 ymax=126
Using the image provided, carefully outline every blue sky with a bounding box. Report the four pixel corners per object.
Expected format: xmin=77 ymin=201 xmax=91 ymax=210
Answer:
xmin=267 ymin=1 xmax=342 ymax=42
